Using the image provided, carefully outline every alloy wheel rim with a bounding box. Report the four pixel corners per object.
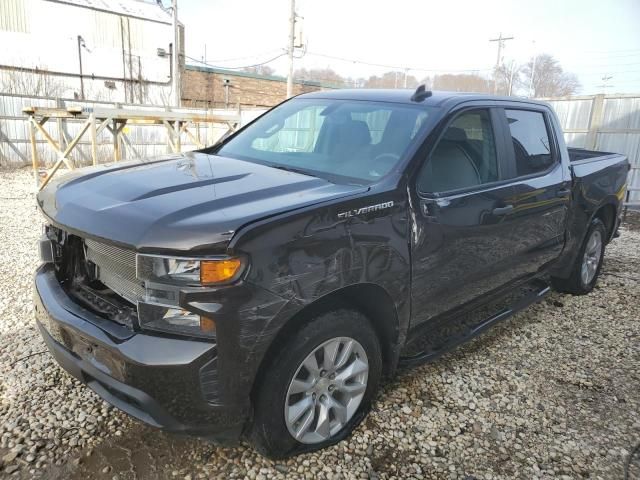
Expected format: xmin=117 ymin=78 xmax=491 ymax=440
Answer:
xmin=581 ymin=229 xmax=602 ymax=285
xmin=284 ymin=336 xmax=369 ymax=444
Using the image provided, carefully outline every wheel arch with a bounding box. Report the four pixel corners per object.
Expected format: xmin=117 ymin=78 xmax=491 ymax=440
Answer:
xmin=250 ymin=283 xmax=401 ymax=400
xmin=591 ymin=200 xmax=617 ymax=243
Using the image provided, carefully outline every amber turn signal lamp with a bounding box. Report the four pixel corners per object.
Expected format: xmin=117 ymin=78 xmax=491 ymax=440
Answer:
xmin=200 ymin=316 xmax=216 ymax=333
xmin=200 ymin=258 xmax=242 ymax=284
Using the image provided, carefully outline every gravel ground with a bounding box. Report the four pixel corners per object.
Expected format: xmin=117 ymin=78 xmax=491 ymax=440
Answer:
xmin=1 ymin=167 xmax=639 ymax=479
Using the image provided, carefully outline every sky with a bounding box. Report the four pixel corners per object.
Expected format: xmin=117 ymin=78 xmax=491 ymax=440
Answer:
xmin=177 ymin=0 xmax=640 ymax=95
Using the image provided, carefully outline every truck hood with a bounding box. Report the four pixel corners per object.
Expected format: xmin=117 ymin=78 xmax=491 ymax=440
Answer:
xmin=37 ymin=152 xmax=366 ymax=253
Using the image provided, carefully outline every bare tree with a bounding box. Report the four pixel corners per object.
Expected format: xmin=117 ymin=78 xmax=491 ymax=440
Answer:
xmin=428 ymin=73 xmax=493 ymax=93
xmin=243 ymin=65 xmax=275 ymax=76
xmin=0 ymin=68 xmax=66 ymax=97
xmin=520 ymin=54 xmax=580 ymax=97
xmin=490 ymin=62 xmax=524 ymax=96
xmin=294 ymin=68 xmax=348 ymax=87
xmin=129 ymin=57 xmax=150 ymax=104
xmin=364 ymin=71 xmax=419 ymax=89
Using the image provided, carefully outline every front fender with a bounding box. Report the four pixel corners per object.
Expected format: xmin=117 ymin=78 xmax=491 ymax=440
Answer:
xmin=228 ymin=191 xmax=411 ymax=393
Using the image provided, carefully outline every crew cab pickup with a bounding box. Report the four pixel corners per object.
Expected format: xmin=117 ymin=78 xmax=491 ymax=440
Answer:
xmin=34 ymin=88 xmax=630 ymax=457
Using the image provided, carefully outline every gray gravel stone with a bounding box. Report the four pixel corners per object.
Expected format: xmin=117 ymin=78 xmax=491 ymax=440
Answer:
xmin=1 ymin=169 xmax=639 ymax=479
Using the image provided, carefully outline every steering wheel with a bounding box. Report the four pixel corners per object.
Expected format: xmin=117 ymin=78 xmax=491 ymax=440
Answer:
xmin=369 ymin=153 xmax=401 ymax=178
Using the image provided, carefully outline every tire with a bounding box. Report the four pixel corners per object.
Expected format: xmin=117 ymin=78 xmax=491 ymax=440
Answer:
xmin=551 ymin=218 xmax=606 ymax=295
xmin=249 ymin=309 xmax=382 ymax=458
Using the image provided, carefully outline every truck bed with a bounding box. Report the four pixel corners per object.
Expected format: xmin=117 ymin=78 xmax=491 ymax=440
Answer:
xmin=568 ymin=147 xmax=618 ymax=163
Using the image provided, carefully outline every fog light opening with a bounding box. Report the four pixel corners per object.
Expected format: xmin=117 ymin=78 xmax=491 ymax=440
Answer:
xmin=138 ymin=302 xmax=217 ymax=339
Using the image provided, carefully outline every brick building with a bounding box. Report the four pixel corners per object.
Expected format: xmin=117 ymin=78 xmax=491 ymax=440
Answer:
xmin=182 ymin=65 xmax=337 ymax=109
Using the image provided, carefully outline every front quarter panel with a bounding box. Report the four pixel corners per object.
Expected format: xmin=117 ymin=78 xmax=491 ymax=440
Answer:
xmin=228 ymin=188 xmax=411 ymax=387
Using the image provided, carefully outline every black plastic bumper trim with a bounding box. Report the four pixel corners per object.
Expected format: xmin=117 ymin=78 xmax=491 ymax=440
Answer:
xmin=34 ymin=264 xmax=246 ymax=443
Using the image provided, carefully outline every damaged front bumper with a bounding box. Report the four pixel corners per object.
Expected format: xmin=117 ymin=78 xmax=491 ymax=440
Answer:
xmin=33 ymin=263 xmax=251 ymax=443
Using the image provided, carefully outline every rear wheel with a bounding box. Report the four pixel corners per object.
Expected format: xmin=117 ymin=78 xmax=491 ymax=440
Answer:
xmin=552 ymin=218 xmax=606 ymax=295
xmin=249 ymin=309 xmax=382 ymax=458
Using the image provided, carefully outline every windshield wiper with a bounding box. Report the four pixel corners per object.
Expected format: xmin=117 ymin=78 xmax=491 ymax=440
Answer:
xmin=268 ymin=164 xmax=318 ymax=177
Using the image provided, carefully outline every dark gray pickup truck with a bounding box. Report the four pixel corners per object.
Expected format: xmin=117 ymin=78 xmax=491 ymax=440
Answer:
xmin=34 ymin=88 xmax=629 ymax=457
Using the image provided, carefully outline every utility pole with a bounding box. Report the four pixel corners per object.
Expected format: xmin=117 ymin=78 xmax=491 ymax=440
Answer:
xmin=596 ymin=75 xmax=613 ymax=94
xmin=528 ymin=40 xmax=537 ymax=97
xmin=172 ymin=0 xmax=180 ymax=107
xmin=489 ymin=33 xmax=514 ymax=94
xmin=403 ymin=68 xmax=409 ymax=88
xmin=507 ymin=61 xmax=517 ymax=96
xmin=77 ymin=35 xmax=85 ymax=100
xmin=286 ymin=0 xmax=296 ymax=98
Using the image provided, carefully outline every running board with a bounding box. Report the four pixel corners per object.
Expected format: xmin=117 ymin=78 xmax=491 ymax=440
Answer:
xmin=399 ymin=282 xmax=551 ymax=368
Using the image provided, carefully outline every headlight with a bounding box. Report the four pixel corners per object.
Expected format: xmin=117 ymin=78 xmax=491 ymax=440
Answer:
xmin=135 ymin=254 xmax=245 ymax=338
xmin=136 ymin=254 xmax=245 ymax=286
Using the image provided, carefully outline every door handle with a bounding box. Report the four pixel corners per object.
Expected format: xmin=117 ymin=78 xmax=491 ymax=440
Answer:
xmin=492 ymin=205 xmax=514 ymax=216
xmin=556 ymin=188 xmax=571 ymax=198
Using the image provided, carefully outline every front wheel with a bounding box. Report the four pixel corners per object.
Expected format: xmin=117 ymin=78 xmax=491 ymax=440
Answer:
xmin=552 ymin=218 xmax=606 ymax=295
xmin=249 ymin=309 xmax=382 ymax=458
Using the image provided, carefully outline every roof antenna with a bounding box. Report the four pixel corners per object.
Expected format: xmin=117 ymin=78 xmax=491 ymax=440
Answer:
xmin=411 ymin=84 xmax=432 ymax=102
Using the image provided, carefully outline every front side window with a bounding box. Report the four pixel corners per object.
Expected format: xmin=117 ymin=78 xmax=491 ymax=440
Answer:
xmin=418 ymin=109 xmax=498 ymax=193
xmin=505 ymin=109 xmax=554 ymax=176
xmin=216 ymin=99 xmax=435 ymax=185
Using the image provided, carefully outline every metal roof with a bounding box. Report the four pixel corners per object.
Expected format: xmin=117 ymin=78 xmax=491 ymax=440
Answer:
xmin=43 ymin=0 xmax=172 ymax=24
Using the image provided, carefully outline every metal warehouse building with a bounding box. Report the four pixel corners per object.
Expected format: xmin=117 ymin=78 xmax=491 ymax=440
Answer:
xmin=0 ymin=0 xmax=180 ymax=104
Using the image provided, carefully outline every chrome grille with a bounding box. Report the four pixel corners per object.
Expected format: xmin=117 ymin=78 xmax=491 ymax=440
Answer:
xmin=85 ymin=238 xmax=143 ymax=304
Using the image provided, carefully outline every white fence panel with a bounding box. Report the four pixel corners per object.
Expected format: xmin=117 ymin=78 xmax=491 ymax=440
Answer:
xmin=546 ymin=94 xmax=640 ymax=207
xmin=0 ymin=93 xmax=263 ymax=168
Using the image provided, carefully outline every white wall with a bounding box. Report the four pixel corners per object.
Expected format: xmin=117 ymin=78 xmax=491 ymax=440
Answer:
xmin=0 ymin=0 xmax=175 ymax=104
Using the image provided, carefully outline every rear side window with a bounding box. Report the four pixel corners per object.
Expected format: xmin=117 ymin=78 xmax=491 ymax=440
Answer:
xmin=418 ymin=109 xmax=498 ymax=193
xmin=505 ymin=109 xmax=554 ymax=176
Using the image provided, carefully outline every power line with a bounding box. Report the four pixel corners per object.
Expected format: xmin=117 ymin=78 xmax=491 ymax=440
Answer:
xmin=582 ymin=51 xmax=640 ymax=59
xmin=198 ymin=47 xmax=640 ymax=70
xmin=305 ymin=51 xmax=491 ymax=73
xmin=602 ymin=78 xmax=640 ymax=84
xmin=182 ymin=47 xmax=640 ymax=92
xmin=578 ymin=69 xmax=640 ymax=76
xmin=185 ymin=52 xmax=287 ymax=70
xmin=568 ymin=61 xmax=640 ymax=70
xmin=195 ymin=49 xmax=283 ymax=65
xmin=580 ymin=47 xmax=640 ymax=54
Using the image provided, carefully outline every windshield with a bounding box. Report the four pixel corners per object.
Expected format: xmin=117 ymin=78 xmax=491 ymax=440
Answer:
xmin=215 ymin=98 xmax=435 ymax=185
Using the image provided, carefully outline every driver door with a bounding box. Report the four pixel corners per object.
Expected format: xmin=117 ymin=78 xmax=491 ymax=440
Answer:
xmin=410 ymin=107 xmax=520 ymax=327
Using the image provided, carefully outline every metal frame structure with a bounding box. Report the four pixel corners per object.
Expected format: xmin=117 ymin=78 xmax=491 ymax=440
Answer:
xmin=23 ymin=105 xmax=240 ymax=190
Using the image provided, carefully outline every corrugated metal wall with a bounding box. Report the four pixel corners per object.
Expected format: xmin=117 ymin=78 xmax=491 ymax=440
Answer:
xmin=0 ymin=0 xmax=29 ymax=33
xmin=546 ymin=94 xmax=640 ymax=206
xmin=0 ymin=0 xmax=174 ymax=103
